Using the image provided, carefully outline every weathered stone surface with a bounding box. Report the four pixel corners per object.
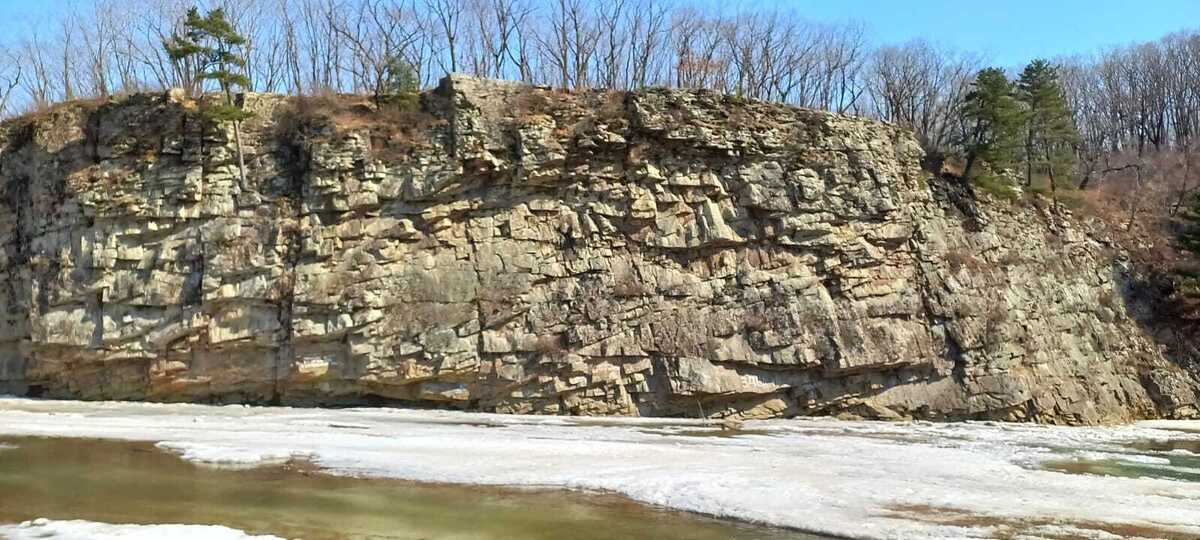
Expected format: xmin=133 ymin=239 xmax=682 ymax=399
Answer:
xmin=0 ymin=76 xmax=1196 ymax=423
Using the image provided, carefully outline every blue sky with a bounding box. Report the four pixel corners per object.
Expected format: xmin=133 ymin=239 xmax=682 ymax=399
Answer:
xmin=716 ymin=0 xmax=1200 ymax=66
xmin=1 ymin=0 xmax=1198 ymax=67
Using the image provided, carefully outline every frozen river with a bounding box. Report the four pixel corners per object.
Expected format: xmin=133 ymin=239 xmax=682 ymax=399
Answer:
xmin=0 ymin=398 xmax=1197 ymax=539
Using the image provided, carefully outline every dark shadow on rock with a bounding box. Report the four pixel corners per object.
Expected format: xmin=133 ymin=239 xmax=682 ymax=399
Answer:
xmin=0 ymin=94 xmax=208 ymax=397
xmin=1114 ymin=261 xmax=1200 ymax=417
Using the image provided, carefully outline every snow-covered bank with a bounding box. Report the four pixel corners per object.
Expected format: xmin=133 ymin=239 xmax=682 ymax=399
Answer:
xmin=1 ymin=398 xmax=1198 ymax=540
xmin=0 ymin=518 xmax=282 ymax=540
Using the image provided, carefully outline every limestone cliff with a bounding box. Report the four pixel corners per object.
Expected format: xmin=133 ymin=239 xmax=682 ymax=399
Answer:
xmin=1 ymin=76 xmax=1196 ymax=423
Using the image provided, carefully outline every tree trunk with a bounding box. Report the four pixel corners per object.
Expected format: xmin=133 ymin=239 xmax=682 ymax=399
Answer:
xmin=1175 ymin=143 xmax=1192 ymax=215
xmin=1077 ymin=146 xmax=1099 ymax=190
xmin=963 ymin=152 xmax=977 ymax=180
xmin=1126 ymin=166 xmax=1144 ymax=231
xmin=1025 ymin=128 xmax=1035 ymax=187
xmin=1044 ymin=146 xmax=1058 ymax=212
xmin=223 ymin=86 xmax=249 ymax=191
xmin=233 ymin=120 xmax=248 ymax=190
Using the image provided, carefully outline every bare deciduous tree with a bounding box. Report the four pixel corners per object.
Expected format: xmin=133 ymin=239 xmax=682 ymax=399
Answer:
xmin=0 ymin=49 xmax=21 ymax=117
xmin=331 ymin=0 xmax=427 ymax=99
xmin=866 ymin=41 xmax=978 ymax=152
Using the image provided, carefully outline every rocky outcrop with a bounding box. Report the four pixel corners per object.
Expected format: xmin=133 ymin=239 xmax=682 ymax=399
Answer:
xmin=1 ymin=76 xmax=1196 ymax=423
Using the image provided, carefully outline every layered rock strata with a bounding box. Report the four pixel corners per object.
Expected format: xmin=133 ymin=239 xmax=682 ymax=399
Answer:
xmin=0 ymin=76 xmax=1195 ymax=423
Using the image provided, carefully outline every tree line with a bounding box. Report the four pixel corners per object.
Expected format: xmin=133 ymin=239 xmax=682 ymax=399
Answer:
xmin=0 ymin=0 xmax=880 ymax=115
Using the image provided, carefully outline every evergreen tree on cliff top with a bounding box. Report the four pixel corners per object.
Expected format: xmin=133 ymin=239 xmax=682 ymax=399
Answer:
xmin=164 ymin=7 xmax=251 ymax=183
xmin=1016 ymin=60 xmax=1078 ymax=202
xmin=960 ymin=68 xmax=1023 ymax=179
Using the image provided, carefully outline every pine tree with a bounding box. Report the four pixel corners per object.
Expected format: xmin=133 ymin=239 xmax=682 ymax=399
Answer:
xmin=379 ymin=55 xmax=421 ymax=110
xmin=164 ymin=7 xmax=252 ymax=184
xmin=382 ymin=56 xmax=420 ymax=96
xmin=1016 ymin=60 xmax=1079 ymax=205
xmin=960 ymin=68 xmax=1023 ymax=179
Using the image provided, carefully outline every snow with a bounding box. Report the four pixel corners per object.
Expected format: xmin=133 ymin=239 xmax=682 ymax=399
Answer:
xmin=153 ymin=441 xmax=310 ymax=470
xmin=1134 ymin=419 xmax=1200 ymax=432
xmin=0 ymin=518 xmax=282 ymax=540
xmin=1071 ymin=451 xmax=1172 ymax=465
xmin=1 ymin=398 xmax=1199 ymax=540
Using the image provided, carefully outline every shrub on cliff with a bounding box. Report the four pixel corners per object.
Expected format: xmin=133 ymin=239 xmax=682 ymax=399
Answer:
xmin=1182 ymin=194 xmax=1200 ymax=257
xmin=1177 ymin=194 xmax=1200 ymax=298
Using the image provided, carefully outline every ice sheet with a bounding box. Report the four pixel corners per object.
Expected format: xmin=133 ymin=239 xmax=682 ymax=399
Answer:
xmin=0 ymin=518 xmax=283 ymax=540
xmin=1 ymin=398 xmax=1198 ymax=540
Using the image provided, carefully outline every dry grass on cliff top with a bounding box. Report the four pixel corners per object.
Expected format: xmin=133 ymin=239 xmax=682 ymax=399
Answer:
xmin=943 ymin=154 xmax=1199 ymax=312
xmin=962 ymin=168 xmax=1182 ymax=264
xmin=1079 ymin=181 xmax=1188 ymax=266
xmin=1072 ymin=180 xmax=1200 ymax=317
xmin=0 ymin=97 xmax=111 ymax=130
xmin=275 ymin=93 xmax=444 ymax=159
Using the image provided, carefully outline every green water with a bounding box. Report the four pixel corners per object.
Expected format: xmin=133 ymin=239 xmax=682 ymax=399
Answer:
xmin=1040 ymin=439 xmax=1200 ymax=482
xmin=0 ymin=437 xmax=826 ymax=540
xmin=1127 ymin=438 xmax=1200 ymax=454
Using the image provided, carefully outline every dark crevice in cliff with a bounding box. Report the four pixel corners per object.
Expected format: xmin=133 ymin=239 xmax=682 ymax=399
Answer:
xmin=86 ymin=284 xmax=106 ymax=349
xmin=1114 ymin=263 xmax=1200 ymax=415
xmin=188 ymin=110 xmax=210 ymax=309
xmin=186 ymin=227 xmax=205 ymax=306
xmin=944 ymin=332 xmax=969 ymax=385
xmin=273 ymin=132 xmax=313 ymax=405
xmin=85 ymin=113 xmax=102 ymax=164
xmin=1 ymin=127 xmax=33 ymax=268
xmin=929 ymin=173 xmax=986 ymax=232
xmin=908 ymin=217 xmax=968 ymax=392
xmin=3 ymin=173 xmax=29 ymax=268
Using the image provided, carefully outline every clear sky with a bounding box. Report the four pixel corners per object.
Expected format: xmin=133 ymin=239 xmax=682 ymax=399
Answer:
xmin=714 ymin=0 xmax=1200 ymax=67
xmin=1 ymin=0 xmax=1197 ymax=68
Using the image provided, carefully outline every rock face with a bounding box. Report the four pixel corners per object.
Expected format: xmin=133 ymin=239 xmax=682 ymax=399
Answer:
xmin=1 ymin=76 xmax=1196 ymax=423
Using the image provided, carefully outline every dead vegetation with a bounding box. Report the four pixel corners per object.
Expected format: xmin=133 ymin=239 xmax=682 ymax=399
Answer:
xmin=1097 ymin=288 xmax=1120 ymax=312
xmin=0 ymin=96 xmax=109 ymax=133
xmin=598 ymin=90 xmax=627 ymax=118
xmin=945 ymin=248 xmax=985 ymax=274
xmin=275 ymin=92 xmax=442 ymax=161
xmin=742 ymin=308 xmax=772 ymax=332
xmin=982 ymin=303 xmax=1009 ymax=346
xmin=611 ymin=268 xmax=651 ymax=297
xmin=512 ymin=88 xmax=556 ymax=118
xmin=996 ymin=250 xmax=1028 ymax=268
xmin=532 ymin=333 xmax=568 ymax=358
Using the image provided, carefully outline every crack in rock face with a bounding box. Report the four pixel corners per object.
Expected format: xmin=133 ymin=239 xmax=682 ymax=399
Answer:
xmin=0 ymin=76 xmax=1195 ymax=423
